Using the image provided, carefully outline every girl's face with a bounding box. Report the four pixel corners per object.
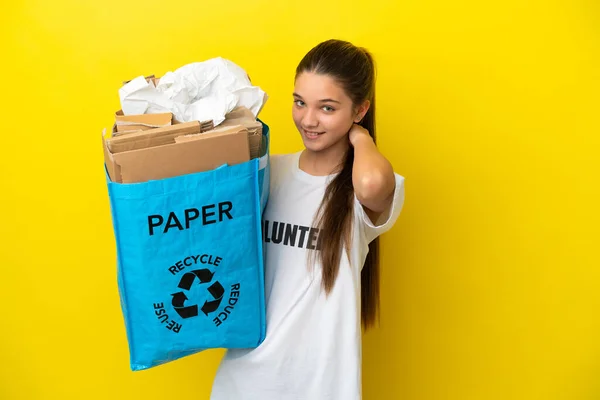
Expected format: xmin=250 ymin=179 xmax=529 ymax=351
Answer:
xmin=292 ymin=72 xmax=357 ymax=153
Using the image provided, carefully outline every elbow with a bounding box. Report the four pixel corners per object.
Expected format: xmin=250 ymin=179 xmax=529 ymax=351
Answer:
xmin=354 ymin=171 xmax=388 ymax=206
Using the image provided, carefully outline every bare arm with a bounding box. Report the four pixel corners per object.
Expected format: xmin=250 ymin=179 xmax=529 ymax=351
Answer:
xmin=349 ymin=124 xmax=395 ymax=223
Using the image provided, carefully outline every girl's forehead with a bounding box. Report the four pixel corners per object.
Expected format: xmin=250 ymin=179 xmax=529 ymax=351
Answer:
xmin=294 ymin=72 xmax=349 ymax=101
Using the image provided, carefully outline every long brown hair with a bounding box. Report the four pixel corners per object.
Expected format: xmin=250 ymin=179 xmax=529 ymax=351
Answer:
xmin=296 ymin=39 xmax=380 ymax=330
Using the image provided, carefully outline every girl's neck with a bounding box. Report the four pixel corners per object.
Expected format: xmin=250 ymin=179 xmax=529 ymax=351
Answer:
xmin=299 ymin=136 xmax=349 ymax=177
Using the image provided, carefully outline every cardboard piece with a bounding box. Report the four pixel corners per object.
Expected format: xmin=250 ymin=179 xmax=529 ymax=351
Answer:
xmin=175 ymin=125 xmax=247 ymax=143
xmin=107 ymin=121 xmax=203 ymax=153
xmin=104 ymin=76 xmax=258 ymax=183
xmin=112 ymin=109 xmax=212 ymax=133
xmin=103 ymin=126 xmax=250 ymax=184
xmin=115 ymin=111 xmax=173 ymax=133
xmin=218 ymin=107 xmax=263 ymax=158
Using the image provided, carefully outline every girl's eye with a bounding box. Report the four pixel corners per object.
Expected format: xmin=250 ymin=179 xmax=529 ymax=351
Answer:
xmin=294 ymin=100 xmax=305 ymax=107
xmin=322 ymin=106 xmax=335 ymax=112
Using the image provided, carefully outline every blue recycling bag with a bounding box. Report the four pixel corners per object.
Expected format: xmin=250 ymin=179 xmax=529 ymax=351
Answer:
xmin=106 ymin=122 xmax=270 ymax=371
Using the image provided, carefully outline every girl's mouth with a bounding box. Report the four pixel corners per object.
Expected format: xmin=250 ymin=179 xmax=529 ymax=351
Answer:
xmin=303 ymin=129 xmax=325 ymax=139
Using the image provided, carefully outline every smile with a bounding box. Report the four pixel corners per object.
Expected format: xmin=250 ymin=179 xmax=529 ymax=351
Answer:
xmin=303 ymin=129 xmax=325 ymax=138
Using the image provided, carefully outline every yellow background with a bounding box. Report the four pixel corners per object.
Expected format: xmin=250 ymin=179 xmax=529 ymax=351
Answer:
xmin=1 ymin=0 xmax=598 ymax=399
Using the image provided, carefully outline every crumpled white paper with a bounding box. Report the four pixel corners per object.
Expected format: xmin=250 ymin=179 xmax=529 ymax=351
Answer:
xmin=119 ymin=57 xmax=267 ymax=126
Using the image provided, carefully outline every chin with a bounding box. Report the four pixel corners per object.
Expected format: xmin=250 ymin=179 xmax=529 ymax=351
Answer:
xmin=301 ymin=132 xmax=348 ymax=154
xmin=302 ymin=141 xmax=323 ymax=153
xmin=301 ymin=136 xmax=329 ymax=153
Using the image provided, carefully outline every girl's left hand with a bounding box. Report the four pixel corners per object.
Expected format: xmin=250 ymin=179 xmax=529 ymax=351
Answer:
xmin=349 ymin=124 xmax=372 ymax=147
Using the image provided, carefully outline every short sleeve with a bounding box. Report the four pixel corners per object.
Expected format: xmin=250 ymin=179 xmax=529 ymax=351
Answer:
xmin=355 ymin=173 xmax=405 ymax=244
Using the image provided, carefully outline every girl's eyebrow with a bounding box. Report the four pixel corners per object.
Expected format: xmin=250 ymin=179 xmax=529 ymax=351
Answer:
xmin=292 ymin=93 xmax=341 ymax=104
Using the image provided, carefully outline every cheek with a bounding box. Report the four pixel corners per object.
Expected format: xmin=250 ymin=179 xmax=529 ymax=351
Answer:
xmin=292 ymin=107 xmax=303 ymax=126
xmin=323 ymin=112 xmax=353 ymax=134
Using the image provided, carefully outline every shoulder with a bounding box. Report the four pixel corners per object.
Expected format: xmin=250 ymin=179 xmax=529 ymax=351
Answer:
xmin=268 ymin=152 xmax=299 ymax=186
xmin=270 ymin=152 xmax=296 ymax=166
xmin=269 ymin=152 xmax=299 ymax=174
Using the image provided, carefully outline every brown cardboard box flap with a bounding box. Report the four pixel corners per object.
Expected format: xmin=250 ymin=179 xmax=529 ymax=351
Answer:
xmin=103 ymin=126 xmax=250 ymax=184
xmin=116 ymin=125 xmax=156 ymax=134
xmin=220 ymin=106 xmax=262 ymax=134
xmin=107 ymin=121 xmax=202 ymax=153
xmin=115 ymin=111 xmax=172 ymax=133
xmin=102 ymin=129 xmax=120 ymax=182
xmin=175 ymin=124 xmax=247 ymax=143
xmin=217 ymin=106 xmax=262 ymax=158
xmin=248 ymin=133 xmax=262 ymax=159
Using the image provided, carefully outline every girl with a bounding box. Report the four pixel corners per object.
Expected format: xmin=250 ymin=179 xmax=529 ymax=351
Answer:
xmin=211 ymin=39 xmax=405 ymax=400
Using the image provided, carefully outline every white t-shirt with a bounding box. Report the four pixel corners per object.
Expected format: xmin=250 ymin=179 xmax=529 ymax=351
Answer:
xmin=210 ymin=151 xmax=405 ymax=400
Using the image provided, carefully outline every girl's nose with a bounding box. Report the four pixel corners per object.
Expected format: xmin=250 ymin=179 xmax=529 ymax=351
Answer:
xmin=303 ymin=108 xmax=319 ymax=128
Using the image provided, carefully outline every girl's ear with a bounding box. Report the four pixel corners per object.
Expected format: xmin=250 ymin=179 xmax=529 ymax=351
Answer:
xmin=354 ymin=100 xmax=371 ymax=123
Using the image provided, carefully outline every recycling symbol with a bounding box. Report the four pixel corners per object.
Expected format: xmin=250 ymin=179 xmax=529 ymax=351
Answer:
xmin=171 ymin=269 xmax=223 ymax=319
